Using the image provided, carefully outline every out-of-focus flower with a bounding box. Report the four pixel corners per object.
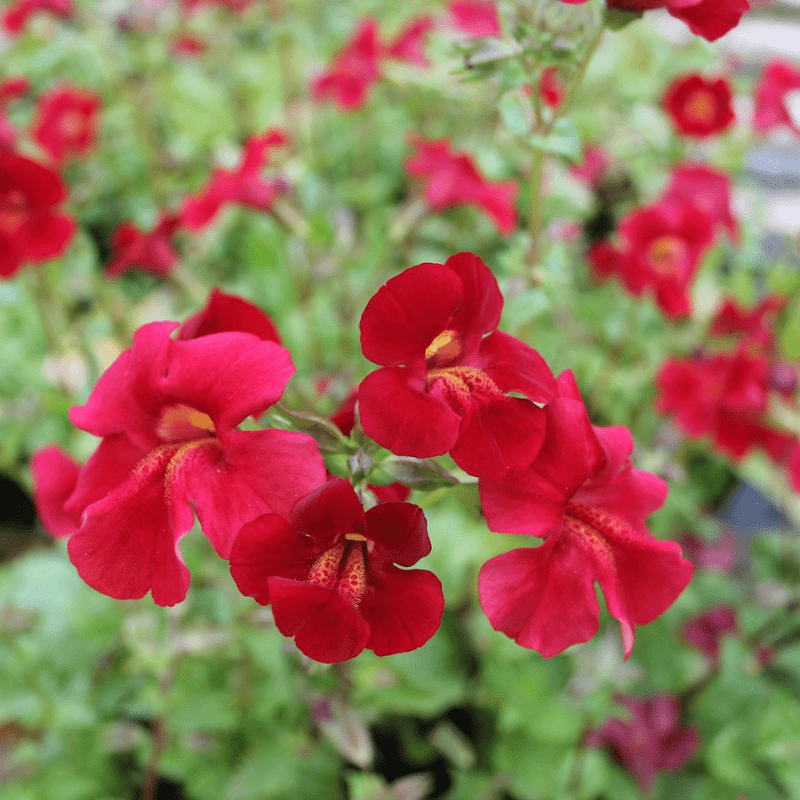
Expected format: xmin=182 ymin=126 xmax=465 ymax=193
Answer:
xmin=709 ymin=295 xmax=785 ymax=348
xmin=385 ymin=16 xmax=435 ymax=68
xmin=32 ymin=84 xmax=101 ymax=165
xmin=105 ymin=213 xmax=181 ymax=277
xmin=64 ymin=321 xmax=326 ymax=606
xmin=171 ymin=34 xmax=207 ymax=56
xmin=753 ymin=59 xmax=800 ymax=137
xmin=663 ymin=74 xmax=735 ymax=138
xmin=678 ymin=530 xmax=737 ymax=572
xmin=405 ymin=137 xmax=518 ymax=233
xmin=181 ymin=129 xmax=287 ymax=229
xmin=571 ymin=145 xmax=610 ymax=188
xmin=588 ymin=200 xmax=714 ymax=318
xmin=358 ymin=252 xmax=555 ymax=477
xmin=31 ymin=445 xmax=81 ymax=538
xmin=663 ymin=164 xmax=739 ymax=241
xmin=311 ymin=19 xmax=383 ymax=111
xmin=448 ymin=1 xmax=500 ymax=38
xmin=229 ymin=478 xmax=444 ymax=662
xmin=478 ymin=371 xmax=693 ymax=658
xmin=586 ymin=694 xmax=699 ymax=791
xmin=0 ymin=149 xmax=76 ymax=278
xmin=682 ymin=605 xmax=738 ymax=663
xmin=539 ymin=67 xmax=564 ymax=109
xmin=0 ymin=77 xmax=30 ymax=105
xmin=2 ymin=0 xmax=73 ymax=34
xmin=178 ymin=288 xmax=281 ymax=343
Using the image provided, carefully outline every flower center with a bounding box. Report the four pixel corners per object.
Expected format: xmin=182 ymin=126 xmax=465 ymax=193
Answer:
xmin=307 ymin=534 xmax=372 ymax=605
xmin=425 ymin=328 xmax=462 ymax=367
xmin=426 ymin=365 xmax=501 ymax=413
xmin=157 ymin=404 xmax=216 ymax=444
xmin=683 ymin=89 xmax=716 ymax=126
xmin=59 ymin=109 xmax=85 ymax=140
xmin=0 ymin=188 xmax=28 ymax=233
xmin=646 ymin=235 xmax=685 ymax=276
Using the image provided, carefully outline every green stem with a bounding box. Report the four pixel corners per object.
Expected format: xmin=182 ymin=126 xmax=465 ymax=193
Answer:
xmin=526 ymin=146 xmax=545 ymax=268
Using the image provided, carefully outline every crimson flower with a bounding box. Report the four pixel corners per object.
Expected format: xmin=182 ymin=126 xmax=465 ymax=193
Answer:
xmin=478 ymin=371 xmax=693 ymax=658
xmin=65 ymin=321 xmax=326 ymax=606
xmin=2 ymin=0 xmax=72 ymax=33
xmin=663 ymin=74 xmax=735 ymax=137
xmin=182 ymin=129 xmax=287 ymax=229
xmin=448 ymin=1 xmax=500 ymax=38
xmin=539 ymin=68 xmax=564 ymax=109
xmin=663 ymin=164 xmax=739 ymax=242
xmin=0 ymin=149 xmax=76 ymax=278
xmin=32 ymin=84 xmax=101 ymax=165
xmin=358 ymin=252 xmax=555 ymax=477
xmin=405 ymin=137 xmax=518 ymax=234
xmin=0 ymin=78 xmax=30 ymax=150
xmin=753 ymin=59 xmax=800 ymax=137
xmin=105 ymin=213 xmax=181 ymax=277
xmin=385 ymin=16 xmax=435 ymax=68
xmin=586 ymin=694 xmax=699 ymax=791
xmin=709 ymin=294 xmax=785 ymax=348
xmin=588 ymin=200 xmax=714 ymax=318
xmin=682 ymin=605 xmax=738 ymax=664
xmin=178 ymin=288 xmax=281 ymax=343
xmin=230 ymin=478 xmax=444 ymax=663
xmin=31 ymin=445 xmax=81 ymax=538
xmin=311 ymin=19 xmax=383 ymax=111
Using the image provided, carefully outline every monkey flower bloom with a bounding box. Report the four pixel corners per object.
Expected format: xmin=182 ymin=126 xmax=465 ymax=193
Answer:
xmin=178 ymin=287 xmax=281 ymax=343
xmin=230 ymin=478 xmax=444 ymax=663
xmin=406 ymin=138 xmax=518 ymax=234
xmin=448 ymin=1 xmax=500 ymax=38
xmin=682 ymin=605 xmax=738 ymax=664
xmin=588 ymin=200 xmax=714 ymax=318
xmin=586 ymin=694 xmax=699 ymax=791
xmin=32 ymin=85 xmax=101 ymax=166
xmin=182 ymin=129 xmax=287 ymax=230
xmin=31 ymin=445 xmax=81 ymax=538
xmin=663 ymin=74 xmax=735 ymax=138
xmin=385 ymin=16 xmax=435 ymax=68
xmin=478 ymin=371 xmax=693 ymax=659
xmin=105 ymin=212 xmax=181 ymax=277
xmin=0 ymin=149 xmax=76 ymax=278
xmin=753 ymin=59 xmax=800 ymax=137
xmin=2 ymin=0 xmax=73 ymax=34
xmin=709 ymin=294 xmax=785 ymax=348
xmin=65 ymin=321 xmax=326 ymax=606
xmin=311 ymin=19 xmax=383 ymax=111
xmin=358 ymin=252 xmax=555 ymax=477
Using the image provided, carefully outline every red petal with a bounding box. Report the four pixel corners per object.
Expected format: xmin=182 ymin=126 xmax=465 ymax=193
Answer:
xmin=268 ymin=577 xmax=371 ymax=663
xmin=361 ymin=566 xmax=444 ymax=656
xmin=444 ymin=252 xmax=503 ymax=351
xmin=31 ymin=445 xmax=80 ymax=538
xmin=291 ymin=478 xmax=366 ymax=543
xmin=178 ymin=288 xmax=281 ymax=343
xmin=476 ymin=331 xmax=556 ymax=402
xmin=364 ymin=502 xmax=429 ymax=566
xmin=19 ymin=213 xmax=75 ymax=261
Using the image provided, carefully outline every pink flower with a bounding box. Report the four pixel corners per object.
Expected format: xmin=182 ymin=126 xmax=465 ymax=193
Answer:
xmin=32 ymin=84 xmax=101 ymax=166
xmin=406 ymin=137 xmax=518 ymax=234
xmin=230 ymin=478 xmax=444 ymax=662
xmin=678 ymin=530 xmax=737 ymax=572
xmin=448 ymin=1 xmax=500 ymax=38
xmin=571 ymin=145 xmax=610 ymax=188
xmin=65 ymin=321 xmax=326 ymax=606
xmin=105 ymin=213 xmax=181 ymax=277
xmin=2 ymin=0 xmax=73 ymax=34
xmin=663 ymin=74 xmax=735 ymax=138
xmin=753 ymin=59 xmax=800 ymax=137
xmin=478 ymin=371 xmax=693 ymax=658
xmin=682 ymin=605 xmax=738 ymax=663
xmin=181 ymin=129 xmax=287 ymax=230
xmin=385 ymin=16 xmax=435 ymax=68
xmin=540 ymin=68 xmax=564 ymax=109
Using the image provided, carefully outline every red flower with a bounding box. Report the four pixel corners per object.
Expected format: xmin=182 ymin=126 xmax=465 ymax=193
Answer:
xmin=570 ymin=145 xmax=609 ymax=188
xmin=311 ymin=19 xmax=383 ymax=111
xmin=663 ymin=74 xmax=735 ymax=137
xmin=405 ymin=137 xmax=518 ymax=234
xmin=0 ymin=149 xmax=76 ymax=278
xmin=540 ymin=68 xmax=564 ymax=109
xmin=588 ymin=200 xmax=714 ymax=318
xmin=753 ymin=59 xmax=800 ymax=137
xmin=663 ymin=164 xmax=739 ymax=241
xmin=178 ymin=288 xmax=281 ymax=343
xmin=478 ymin=371 xmax=693 ymax=658
xmin=171 ymin=35 xmax=207 ymax=57
xmin=32 ymin=85 xmax=100 ymax=165
xmin=229 ymin=478 xmax=444 ymax=663
xmin=0 ymin=77 xmax=30 ymax=105
xmin=682 ymin=605 xmax=738 ymax=663
xmin=586 ymin=694 xmax=699 ymax=791
xmin=385 ymin=16 xmax=435 ymax=68
xmin=709 ymin=294 xmax=785 ymax=348
xmin=358 ymin=252 xmax=555 ymax=477
xmin=105 ymin=212 xmax=181 ymax=277
xmin=181 ymin=129 xmax=287 ymax=229
xmin=448 ymin=1 xmax=500 ymax=38
xmin=65 ymin=321 xmax=326 ymax=606
xmin=2 ymin=0 xmax=73 ymax=34
xmin=31 ymin=445 xmax=81 ymax=538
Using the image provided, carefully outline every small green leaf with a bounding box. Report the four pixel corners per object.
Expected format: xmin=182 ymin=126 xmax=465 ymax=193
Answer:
xmin=499 ymin=92 xmax=530 ymax=136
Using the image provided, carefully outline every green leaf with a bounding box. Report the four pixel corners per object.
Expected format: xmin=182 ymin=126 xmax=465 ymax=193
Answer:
xmin=605 ymin=10 xmax=643 ymax=31
xmin=499 ymin=92 xmax=530 ymax=136
xmin=530 ymin=118 xmax=582 ymax=162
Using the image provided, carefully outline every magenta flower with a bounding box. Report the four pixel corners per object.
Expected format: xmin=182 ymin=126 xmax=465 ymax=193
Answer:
xmin=32 ymin=84 xmax=101 ymax=166
xmin=682 ymin=605 xmax=738 ymax=664
xmin=448 ymin=1 xmax=500 ymax=38
xmin=105 ymin=213 xmax=181 ymax=277
xmin=753 ymin=59 xmax=800 ymax=137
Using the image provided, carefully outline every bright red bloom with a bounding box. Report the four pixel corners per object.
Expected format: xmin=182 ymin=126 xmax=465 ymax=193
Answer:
xmin=753 ymin=59 xmax=800 ymax=137
xmin=311 ymin=19 xmax=383 ymax=111
xmin=405 ymin=137 xmax=518 ymax=234
xmin=179 ymin=288 xmax=281 ymax=343
xmin=229 ymin=478 xmax=444 ymax=663
xmin=181 ymin=129 xmax=287 ymax=230
xmin=586 ymin=694 xmax=699 ymax=791
xmin=105 ymin=213 xmax=181 ymax=277
xmin=588 ymin=200 xmax=714 ymax=318
xmin=571 ymin=145 xmax=610 ymax=188
xmin=559 ymin=0 xmax=748 ymax=42
xmin=0 ymin=149 xmax=76 ymax=278
xmin=663 ymin=164 xmax=739 ymax=241
xmin=539 ymin=68 xmax=564 ymax=109
xmin=359 ymin=252 xmax=555 ymax=477
xmin=31 ymin=445 xmax=81 ymax=538
xmin=2 ymin=0 xmax=72 ymax=33
xmin=448 ymin=1 xmax=500 ymax=38
xmin=0 ymin=77 xmax=30 ymax=105
xmin=65 ymin=321 xmax=326 ymax=606
xmin=663 ymin=74 xmax=735 ymax=138
xmin=32 ymin=85 xmax=101 ymax=166
xmin=709 ymin=294 xmax=785 ymax=348
xmin=385 ymin=16 xmax=435 ymax=68
xmin=478 ymin=371 xmax=693 ymax=658
xmin=682 ymin=605 xmax=738 ymax=664
xmin=656 ymin=348 xmax=794 ymax=460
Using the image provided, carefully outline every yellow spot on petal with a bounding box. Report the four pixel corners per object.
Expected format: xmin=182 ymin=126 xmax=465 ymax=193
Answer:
xmin=425 ymin=329 xmax=462 ymax=366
